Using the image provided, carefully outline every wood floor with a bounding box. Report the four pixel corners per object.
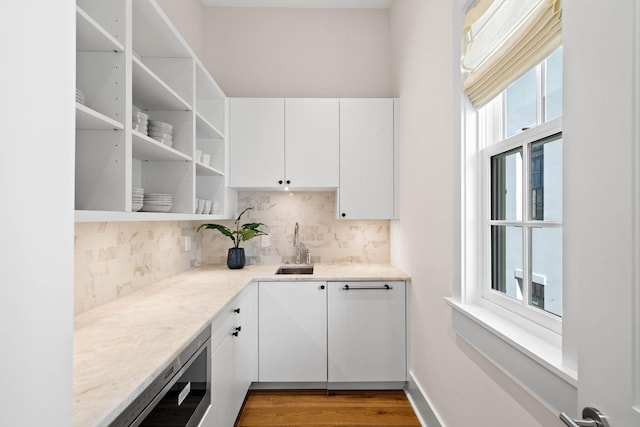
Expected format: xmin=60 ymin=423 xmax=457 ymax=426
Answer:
xmin=235 ymin=390 xmax=422 ymax=426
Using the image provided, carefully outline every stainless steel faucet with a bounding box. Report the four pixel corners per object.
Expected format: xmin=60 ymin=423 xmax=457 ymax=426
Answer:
xmin=293 ymin=222 xmax=301 ymax=264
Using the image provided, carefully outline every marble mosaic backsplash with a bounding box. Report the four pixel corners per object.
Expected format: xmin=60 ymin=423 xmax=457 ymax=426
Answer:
xmin=74 ymin=221 xmax=200 ymax=315
xmin=74 ymin=191 xmax=390 ymax=315
xmin=200 ymin=191 xmax=390 ymax=266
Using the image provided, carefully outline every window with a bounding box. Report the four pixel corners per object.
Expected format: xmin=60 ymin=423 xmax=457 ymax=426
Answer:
xmin=479 ymin=47 xmax=562 ymax=331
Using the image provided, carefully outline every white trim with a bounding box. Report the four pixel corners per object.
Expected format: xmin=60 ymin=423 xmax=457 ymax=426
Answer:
xmin=446 ymin=298 xmax=577 ymax=413
xmin=405 ymin=371 xmax=446 ymax=427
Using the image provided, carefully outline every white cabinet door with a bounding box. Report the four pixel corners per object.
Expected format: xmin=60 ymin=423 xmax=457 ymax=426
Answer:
xmin=327 ymin=281 xmax=406 ymax=382
xmin=205 ymin=286 xmax=255 ymax=427
xmin=209 ymin=328 xmax=238 ymax=427
xmin=258 ymin=281 xmax=327 ymax=382
xmin=285 ymin=98 xmax=339 ymax=188
xmin=229 ymin=98 xmax=284 ymax=188
xmin=338 ymin=98 xmax=395 ymax=219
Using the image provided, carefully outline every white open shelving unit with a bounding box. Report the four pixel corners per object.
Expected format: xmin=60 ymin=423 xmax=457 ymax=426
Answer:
xmin=75 ymin=0 xmax=235 ymax=222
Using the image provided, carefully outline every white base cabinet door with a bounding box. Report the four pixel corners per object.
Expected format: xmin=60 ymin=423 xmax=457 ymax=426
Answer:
xmin=209 ymin=329 xmax=239 ymax=427
xmin=203 ymin=286 xmax=255 ymax=427
xmin=258 ymin=281 xmax=327 ymax=382
xmin=327 ymin=281 xmax=406 ymax=382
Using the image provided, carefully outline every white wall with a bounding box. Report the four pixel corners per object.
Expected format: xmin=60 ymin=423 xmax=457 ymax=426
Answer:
xmin=202 ymin=7 xmax=391 ymax=97
xmin=389 ymin=1 xmax=563 ymax=426
xmin=0 ymin=1 xmax=75 ymax=425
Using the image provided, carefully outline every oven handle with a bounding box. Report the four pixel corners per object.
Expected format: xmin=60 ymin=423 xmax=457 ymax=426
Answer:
xmin=130 ymin=338 xmax=210 ymax=427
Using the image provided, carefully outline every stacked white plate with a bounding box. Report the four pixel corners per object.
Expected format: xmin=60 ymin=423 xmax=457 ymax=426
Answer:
xmin=76 ymin=89 xmax=86 ymax=105
xmin=141 ymin=193 xmax=172 ymax=213
xmin=132 ymin=187 xmax=144 ymax=212
xmin=132 ymin=106 xmax=148 ymax=134
xmin=148 ymin=120 xmax=173 ymax=147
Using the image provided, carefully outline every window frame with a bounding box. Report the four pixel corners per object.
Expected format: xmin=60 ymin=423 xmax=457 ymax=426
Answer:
xmin=474 ymin=49 xmax=563 ymax=334
xmin=481 ymin=118 xmax=563 ymax=334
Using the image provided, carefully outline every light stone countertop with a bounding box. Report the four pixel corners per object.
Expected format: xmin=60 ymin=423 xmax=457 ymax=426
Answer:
xmin=73 ymin=262 xmax=410 ymax=427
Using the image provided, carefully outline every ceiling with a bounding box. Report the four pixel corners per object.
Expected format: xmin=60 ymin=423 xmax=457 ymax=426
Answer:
xmin=200 ymin=0 xmax=393 ymax=8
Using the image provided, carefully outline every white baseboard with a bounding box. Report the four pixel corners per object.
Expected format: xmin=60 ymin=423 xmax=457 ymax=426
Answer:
xmin=405 ymin=371 xmax=445 ymax=427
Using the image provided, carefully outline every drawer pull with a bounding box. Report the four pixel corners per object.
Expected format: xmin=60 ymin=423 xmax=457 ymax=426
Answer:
xmin=343 ymin=284 xmax=392 ymax=291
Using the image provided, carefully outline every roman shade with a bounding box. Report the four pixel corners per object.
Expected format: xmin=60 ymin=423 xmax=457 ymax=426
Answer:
xmin=462 ymin=0 xmax=562 ymax=108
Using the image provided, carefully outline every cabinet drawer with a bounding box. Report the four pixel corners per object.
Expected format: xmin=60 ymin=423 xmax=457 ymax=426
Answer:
xmin=210 ymin=293 xmax=246 ymax=352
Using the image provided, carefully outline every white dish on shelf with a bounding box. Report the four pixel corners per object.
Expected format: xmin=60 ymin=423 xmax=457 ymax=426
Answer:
xmin=148 ymin=131 xmax=172 ymax=138
xmin=148 ymin=120 xmax=173 ymax=131
xmin=132 ymin=203 xmax=144 ymax=212
xmin=148 ymin=125 xmax=173 ymax=133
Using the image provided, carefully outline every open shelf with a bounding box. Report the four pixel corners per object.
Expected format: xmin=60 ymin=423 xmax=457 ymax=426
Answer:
xmin=196 ymin=112 xmax=224 ymax=139
xmin=76 ymin=6 xmax=124 ymax=52
xmin=75 ymin=210 xmax=227 ymax=223
xmin=75 ymin=0 xmax=233 ymax=221
xmin=132 ymin=130 xmax=192 ymax=161
xmin=132 ymin=57 xmax=192 ymax=111
xmin=196 ymin=162 xmax=224 ymax=176
xmin=76 ymin=103 xmax=124 ymax=130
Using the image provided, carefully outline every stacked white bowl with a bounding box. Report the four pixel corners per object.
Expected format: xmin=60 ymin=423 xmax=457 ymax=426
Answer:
xmin=148 ymin=120 xmax=173 ymax=147
xmin=132 ymin=187 xmax=144 ymax=212
xmin=141 ymin=193 xmax=172 ymax=213
xmin=132 ymin=107 xmax=149 ymax=134
xmin=76 ymin=89 xmax=86 ymax=105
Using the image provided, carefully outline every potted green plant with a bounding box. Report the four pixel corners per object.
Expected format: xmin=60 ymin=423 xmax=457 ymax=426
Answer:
xmin=197 ymin=207 xmax=268 ymax=269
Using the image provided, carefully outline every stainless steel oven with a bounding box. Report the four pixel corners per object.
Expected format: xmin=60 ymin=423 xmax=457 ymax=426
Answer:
xmin=112 ymin=327 xmax=211 ymax=427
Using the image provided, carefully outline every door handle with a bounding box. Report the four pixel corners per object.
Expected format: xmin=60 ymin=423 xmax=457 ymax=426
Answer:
xmin=560 ymin=407 xmax=610 ymax=427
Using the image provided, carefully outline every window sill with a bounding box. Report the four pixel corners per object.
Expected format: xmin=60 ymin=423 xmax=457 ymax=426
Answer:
xmin=445 ymin=297 xmax=577 ymax=413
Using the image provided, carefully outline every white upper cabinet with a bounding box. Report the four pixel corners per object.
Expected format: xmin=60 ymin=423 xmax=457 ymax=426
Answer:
xmin=229 ymin=98 xmax=285 ymax=189
xmin=229 ymin=98 xmax=340 ymax=190
xmin=338 ymin=98 xmax=395 ymax=220
xmin=285 ymin=98 xmax=339 ymax=189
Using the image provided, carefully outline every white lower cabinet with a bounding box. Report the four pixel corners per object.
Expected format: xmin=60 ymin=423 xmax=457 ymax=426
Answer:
xmin=258 ymin=281 xmax=328 ymax=382
xmin=257 ymin=280 xmax=406 ymax=386
xmin=200 ymin=284 xmax=256 ymax=427
xmin=327 ymin=281 xmax=406 ymax=383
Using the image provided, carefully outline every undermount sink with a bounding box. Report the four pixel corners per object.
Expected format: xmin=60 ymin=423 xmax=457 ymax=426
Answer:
xmin=275 ymin=265 xmax=314 ymax=275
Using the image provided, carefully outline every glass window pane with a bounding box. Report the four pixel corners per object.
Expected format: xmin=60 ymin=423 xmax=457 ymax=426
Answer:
xmin=530 ymin=227 xmax=562 ymax=316
xmin=491 ymin=225 xmax=523 ymax=301
xmin=491 ymin=148 xmax=522 ymax=220
xmin=530 ymin=137 xmax=562 ymax=221
xmin=545 ymin=47 xmax=563 ymax=122
xmin=505 ymin=67 xmax=538 ymax=138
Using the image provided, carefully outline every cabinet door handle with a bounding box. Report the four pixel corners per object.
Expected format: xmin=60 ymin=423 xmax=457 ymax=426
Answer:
xmin=278 ymin=180 xmax=283 ymax=185
xmin=234 ymin=308 xmax=240 ymax=314
xmin=343 ymin=284 xmax=392 ymax=291
xmin=341 ymin=213 xmax=346 ymax=218
xmin=320 ymin=285 xmax=325 ymax=290
xmin=232 ymin=331 xmax=239 ymax=337
xmin=286 ymin=180 xmax=291 ymax=185
xmin=235 ymin=326 xmax=242 ymax=332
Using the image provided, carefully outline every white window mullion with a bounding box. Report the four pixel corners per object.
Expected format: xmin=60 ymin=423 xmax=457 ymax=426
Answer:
xmin=522 ymin=139 xmax=531 ymax=308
